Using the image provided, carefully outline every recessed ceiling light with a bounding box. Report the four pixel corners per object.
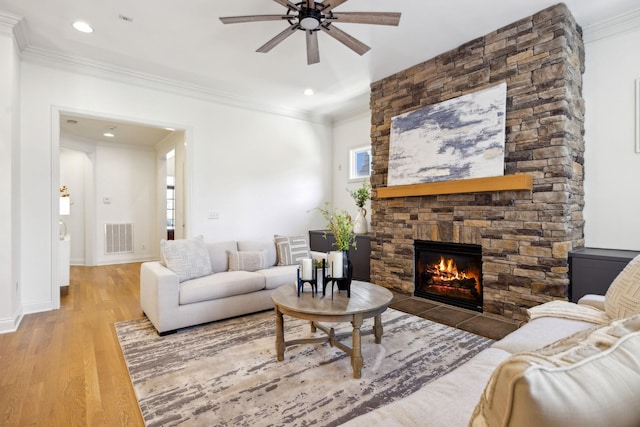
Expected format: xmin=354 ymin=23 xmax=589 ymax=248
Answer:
xmin=104 ymin=126 xmax=116 ymax=138
xmin=73 ymin=21 xmax=94 ymax=33
xmin=164 ymin=127 xmax=175 ymax=131
xmin=304 ymin=88 xmax=314 ymax=96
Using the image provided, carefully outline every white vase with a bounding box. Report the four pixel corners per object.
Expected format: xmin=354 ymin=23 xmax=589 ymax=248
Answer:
xmin=353 ymin=207 xmax=368 ymax=234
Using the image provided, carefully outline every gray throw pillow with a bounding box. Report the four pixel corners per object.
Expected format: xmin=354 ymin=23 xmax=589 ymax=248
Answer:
xmin=274 ymin=235 xmax=310 ymax=266
xmin=160 ymin=235 xmax=212 ymax=282
xmin=227 ymin=250 xmax=268 ymax=272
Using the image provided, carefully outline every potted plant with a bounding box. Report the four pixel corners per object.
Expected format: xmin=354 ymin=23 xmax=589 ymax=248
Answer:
xmin=348 ymin=180 xmax=371 ymax=234
xmin=318 ymin=202 xmax=356 ymax=279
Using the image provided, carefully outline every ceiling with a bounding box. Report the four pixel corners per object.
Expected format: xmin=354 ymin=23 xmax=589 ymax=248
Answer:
xmin=60 ymin=113 xmax=174 ymax=147
xmin=2 ymin=0 xmax=639 ymax=120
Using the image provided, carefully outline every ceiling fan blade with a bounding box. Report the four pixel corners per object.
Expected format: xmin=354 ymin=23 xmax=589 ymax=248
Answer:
xmin=321 ymin=25 xmax=370 ymax=56
xmin=322 ymin=0 xmax=349 ymax=13
xmin=220 ymin=15 xmax=290 ymax=24
xmin=256 ymin=24 xmax=299 ymax=53
xmin=306 ymin=31 xmax=320 ymax=65
xmin=272 ymin=0 xmax=300 ymax=11
xmin=331 ymin=12 xmax=401 ymax=26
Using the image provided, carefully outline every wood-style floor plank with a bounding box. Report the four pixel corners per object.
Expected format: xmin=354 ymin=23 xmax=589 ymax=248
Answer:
xmin=0 ymin=263 xmax=145 ymax=427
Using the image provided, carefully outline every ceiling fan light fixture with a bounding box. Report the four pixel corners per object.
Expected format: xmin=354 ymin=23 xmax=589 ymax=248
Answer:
xmin=300 ymin=16 xmax=320 ymax=30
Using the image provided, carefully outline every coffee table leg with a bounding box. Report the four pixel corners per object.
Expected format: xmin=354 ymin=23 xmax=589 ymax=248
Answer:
xmin=351 ymin=314 xmax=363 ymax=379
xmin=373 ymin=314 xmax=384 ymax=344
xmin=275 ymin=305 xmax=285 ymax=361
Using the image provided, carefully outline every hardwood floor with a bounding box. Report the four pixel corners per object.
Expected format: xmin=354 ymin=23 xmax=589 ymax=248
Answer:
xmin=0 ymin=263 xmax=145 ymax=427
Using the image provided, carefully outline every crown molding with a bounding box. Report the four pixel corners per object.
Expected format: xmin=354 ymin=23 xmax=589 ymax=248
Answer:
xmin=0 ymin=11 xmax=24 ymax=42
xmin=583 ymin=7 xmax=640 ymax=44
xmin=20 ymin=45 xmax=332 ymax=125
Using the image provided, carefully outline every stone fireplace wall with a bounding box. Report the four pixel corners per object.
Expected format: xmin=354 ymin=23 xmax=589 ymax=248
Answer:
xmin=369 ymin=4 xmax=585 ymax=322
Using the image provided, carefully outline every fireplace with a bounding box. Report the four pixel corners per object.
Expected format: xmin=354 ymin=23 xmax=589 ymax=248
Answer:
xmin=414 ymin=240 xmax=483 ymax=312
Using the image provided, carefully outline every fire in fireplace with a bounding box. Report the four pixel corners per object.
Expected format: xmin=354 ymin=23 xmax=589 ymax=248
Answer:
xmin=414 ymin=240 xmax=482 ymax=312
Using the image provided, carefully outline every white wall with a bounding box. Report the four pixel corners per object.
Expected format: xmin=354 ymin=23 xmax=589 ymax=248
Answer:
xmin=0 ymin=17 xmax=22 ymax=333
xmin=583 ymin=25 xmax=640 ymax=251
xmin=19 ymin=60 xmax=332 ymax=314
xmin=94 ymin=144 xmax=156 ymax=265
xmin=61 ymin=139 xmax=157 ymax=266
xmin=332 ymin=111 xmax=372 ymax=227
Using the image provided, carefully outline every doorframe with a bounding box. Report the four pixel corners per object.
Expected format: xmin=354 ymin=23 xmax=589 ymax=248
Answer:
xmin=50 ymin=106 xmax=193 ymax=309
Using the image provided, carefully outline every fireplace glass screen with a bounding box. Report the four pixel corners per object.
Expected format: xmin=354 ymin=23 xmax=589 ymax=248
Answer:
xmin=414 ymin=240 xmax=482 ymax=312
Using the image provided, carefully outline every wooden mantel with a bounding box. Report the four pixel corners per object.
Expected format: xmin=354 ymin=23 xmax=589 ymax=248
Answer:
xmin=377 ymin=174 xmax=533 ymax=198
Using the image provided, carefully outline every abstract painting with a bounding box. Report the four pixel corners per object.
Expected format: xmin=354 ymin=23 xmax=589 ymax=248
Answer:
xmin=388 ymin=82 xmax=507 ymax=186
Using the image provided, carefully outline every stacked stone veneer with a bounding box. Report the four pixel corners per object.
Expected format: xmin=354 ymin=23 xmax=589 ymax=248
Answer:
xmin=369 ymin=4 xmax=585 ymax=322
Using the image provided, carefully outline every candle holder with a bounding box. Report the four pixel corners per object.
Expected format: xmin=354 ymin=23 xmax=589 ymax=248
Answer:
xmin=297 ymin=263 xmax=318 ymax=297
xmin=321 ymin=256 xmax=354 ymax=298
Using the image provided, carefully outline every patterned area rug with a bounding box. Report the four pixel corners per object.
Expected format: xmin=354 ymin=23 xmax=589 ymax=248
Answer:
xmin=115 ymin=308 xmax=492 ymax=426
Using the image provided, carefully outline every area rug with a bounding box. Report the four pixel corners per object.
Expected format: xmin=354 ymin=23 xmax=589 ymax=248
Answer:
xmin=115 ymin=308 xmax=492 ymax=426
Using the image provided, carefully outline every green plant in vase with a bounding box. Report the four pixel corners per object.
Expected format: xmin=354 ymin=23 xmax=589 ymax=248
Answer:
xmin=348 ymin=179 xmax=371 ymax=209
xmin=318 ymin=202 xmax=356 ymax=251
xmin=317 ymin=202 xmax=355 ymax=283
xmin=348 ymin=179 xmax=371 ymax=234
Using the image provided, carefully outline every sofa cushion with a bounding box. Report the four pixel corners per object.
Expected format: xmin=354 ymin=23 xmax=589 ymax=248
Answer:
xmin=605 ymin=254 xmax=640 ymax=319
xmin=491 ymin=316 xmax=596 ymax=354
xmin=238 ymin=240 xmax=277 ymax=267
xmin=470 ymin=315 xmax=640 ymax=427
xmin=227 ymin=250 xmax=268 ymax=272
xmin=258 ymin=265 xmax=298 ymax=290
xmin=179 ymin=271 xmax=266 ymax=305
xmin=206 ymin=241 xmax=238 ymax=273
xmin=274 ymin=235 xmax=310 ymax=265
xmin=161 ymin=235 xmax=212 ymax=282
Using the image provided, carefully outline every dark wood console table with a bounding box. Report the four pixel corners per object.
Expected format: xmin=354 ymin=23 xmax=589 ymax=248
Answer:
xmin=569 ymin=248 xmax=640 ymax=302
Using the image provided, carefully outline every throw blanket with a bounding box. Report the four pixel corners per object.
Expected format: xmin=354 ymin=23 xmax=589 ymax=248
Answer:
xmin=527 ymin=300 xmax=610 ymax=325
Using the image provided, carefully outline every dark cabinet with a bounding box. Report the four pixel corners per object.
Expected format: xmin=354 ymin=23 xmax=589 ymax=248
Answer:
xmin=569 ymin=248 xmax=640 ymax=302
xmin=309 ymin=230 xmax=371 ymax=281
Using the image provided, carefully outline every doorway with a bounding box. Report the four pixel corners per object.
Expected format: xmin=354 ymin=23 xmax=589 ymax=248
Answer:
xmin=55 ymin=110 xmax=188 ymax=308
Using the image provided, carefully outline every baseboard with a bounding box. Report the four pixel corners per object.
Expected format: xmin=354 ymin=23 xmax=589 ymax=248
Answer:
xmin=0 ymin=310 xmax=24 ymax=334
xmin=22 ymin=299 xmax=54 ymax=315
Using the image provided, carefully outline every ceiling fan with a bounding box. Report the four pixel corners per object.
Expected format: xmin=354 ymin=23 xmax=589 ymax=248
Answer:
xmin=219 ymin=0 xmax=401 ymax=65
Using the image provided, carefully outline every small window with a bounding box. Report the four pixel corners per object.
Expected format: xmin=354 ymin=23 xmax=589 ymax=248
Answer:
xmin=349 ymin=146 xmax=371 ymax=181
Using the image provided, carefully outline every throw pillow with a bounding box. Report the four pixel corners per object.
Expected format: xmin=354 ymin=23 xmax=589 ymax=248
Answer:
xmin=604 ymin=254 xmax=640 ymax=319
xmin=274 ymin=235 xmax=310 ymax=266
xmin=469 ymin=314 xmax=640 ymax=427
xmin=227 ymin=250 xmax=268 ymax=272
xmin=160 ymin=235 xmax=212 ymax=283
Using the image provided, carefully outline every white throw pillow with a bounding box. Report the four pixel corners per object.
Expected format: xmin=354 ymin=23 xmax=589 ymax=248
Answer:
xmin=160 ymin=235 xmax=212 ymax=283
xmin=469 ymin=315 xmax=640 ymax=427
xmin=227 ymin=250 xmax=268 ymax=272
xmin=274 ymin=235 xmax=310 ymax=266
xmin=604 ymin=254 xmax=640 ymax=319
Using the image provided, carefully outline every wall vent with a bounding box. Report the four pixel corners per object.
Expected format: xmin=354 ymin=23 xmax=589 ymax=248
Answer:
xmin=104 ymin=223 xmax=133 ymax=254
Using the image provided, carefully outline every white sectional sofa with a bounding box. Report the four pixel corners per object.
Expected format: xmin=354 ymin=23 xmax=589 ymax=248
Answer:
xmin=343 ymin=255 xmax=640 ymax=427
xmin=140 ymin=235 xmax=322 ymax=335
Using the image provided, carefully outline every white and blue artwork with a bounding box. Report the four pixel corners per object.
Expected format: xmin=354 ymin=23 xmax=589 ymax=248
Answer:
xmin=388 ymin=82 xmax=507 ymax=186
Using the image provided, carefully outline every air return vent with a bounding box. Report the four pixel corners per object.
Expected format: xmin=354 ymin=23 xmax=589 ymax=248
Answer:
xmin=104 ymin=223 xmax=133 ymax=254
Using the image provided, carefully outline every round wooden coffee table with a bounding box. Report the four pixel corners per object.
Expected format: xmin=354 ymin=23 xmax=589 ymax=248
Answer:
xmin=271 ymin=280 xmax=393 ymax=379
